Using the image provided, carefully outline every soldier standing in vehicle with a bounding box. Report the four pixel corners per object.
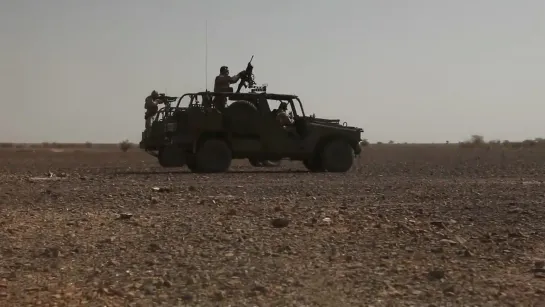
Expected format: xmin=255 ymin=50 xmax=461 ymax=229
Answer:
xmin=276 ymin=102 xmax=293 ymax=127
xmin=214 ymin=66 xmax=245 ymax=92
xmin=213 ymin=66 xmax=245 ymax=110
xmin=144 ymin=90 xmax=161 ymax=128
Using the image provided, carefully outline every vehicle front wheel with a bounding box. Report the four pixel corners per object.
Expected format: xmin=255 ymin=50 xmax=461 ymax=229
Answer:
xmin=320 ymin=139 xmax=354 ymax=172
xmin=194 ymin=139 xmax=232 ymax=173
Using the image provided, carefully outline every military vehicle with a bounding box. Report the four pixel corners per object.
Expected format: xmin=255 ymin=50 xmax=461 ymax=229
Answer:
xmin=139 ymin=57 xmax=364 ymax=172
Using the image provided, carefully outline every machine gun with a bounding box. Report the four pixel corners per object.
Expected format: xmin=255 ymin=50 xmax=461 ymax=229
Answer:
xmin=236 ymin=55 xmax=257 ymax=93
xmin=157 ymin=93 xmax=177 ymax=104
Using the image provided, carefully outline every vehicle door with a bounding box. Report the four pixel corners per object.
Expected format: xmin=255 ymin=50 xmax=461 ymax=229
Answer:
xmin=259 ymin=99 xmax=301 ymax=154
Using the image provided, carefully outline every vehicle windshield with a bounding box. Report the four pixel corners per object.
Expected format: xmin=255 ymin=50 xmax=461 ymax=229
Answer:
xmin=175 ymin=94 xmax=195 ymax=108
xmin=292 ymin=98 xmax=305 ymax=117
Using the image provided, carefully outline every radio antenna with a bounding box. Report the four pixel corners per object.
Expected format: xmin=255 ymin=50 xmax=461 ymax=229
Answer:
xmin=205 ymin=20 xmax=208 ymax=92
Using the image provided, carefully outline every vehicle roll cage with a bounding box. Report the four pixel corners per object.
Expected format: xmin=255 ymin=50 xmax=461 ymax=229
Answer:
xmin=170 ymin=91 xmax=307 ymax=118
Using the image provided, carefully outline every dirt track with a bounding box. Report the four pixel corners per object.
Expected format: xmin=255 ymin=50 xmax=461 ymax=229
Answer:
xmin=1 ymin=144 xmax=545 ymax=306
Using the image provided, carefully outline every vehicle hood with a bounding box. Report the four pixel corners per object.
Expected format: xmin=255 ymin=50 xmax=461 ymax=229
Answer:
xmin=307 ymin=117 xmax=363 ymax=132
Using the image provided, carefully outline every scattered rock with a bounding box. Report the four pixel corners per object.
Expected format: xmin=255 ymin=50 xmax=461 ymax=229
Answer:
xmin=41 ymin=247 xmax=61 ymax=258
xmin=148 ymin=243 xmax=161 ymax=252
xmin=430 ymin=221 xmax=447 ymax=229
xmin=181 ymin=293 xmax=193 ymax=301
xmin=271 ymin=218 xmax=290 ymax=228
xmin=439 ymin=239 xmax=457 ymax=246
xmin=116 ymin=213 xmax=133 ymax=220
xmin=431 ymin=247 xmax=444 ymax=253
xmin=142 ymin=284 xmax=155 ymax=295
xmin=428 ymin=269 xmax=445 ymax=281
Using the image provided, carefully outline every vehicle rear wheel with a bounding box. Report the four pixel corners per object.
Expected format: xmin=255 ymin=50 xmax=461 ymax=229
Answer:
xmin=303 ymin=157 xmax=324 ymax=172
xmin=158 ymin=146 xmax=185 ymax=168
xmin=186 ymin=155 xmax=197 ymax=172
xmin=195 ymin=139 xmax=232 ymax=173
xmin=320 ymin=139 xmax=354 ymax=172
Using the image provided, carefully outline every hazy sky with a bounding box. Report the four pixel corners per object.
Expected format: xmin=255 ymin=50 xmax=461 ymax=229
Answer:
xmin=1 ymin=0 xmax=544 ymax=143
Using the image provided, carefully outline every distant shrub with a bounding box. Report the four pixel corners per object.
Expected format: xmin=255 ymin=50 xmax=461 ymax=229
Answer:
xmin=470 ymin=135 xmax=485 ymax=145
xmin=522 ymin=139 xmax=537 ymax=148
xmin=488 ymin=139 xmax=501 ymax=145
xmin=85 ymin=142 xmax=93 ymax=148
xmin=119 ymin=140 xmax=132 ymax=152
xmin=459 ymin=134 xmax=485 ymax=148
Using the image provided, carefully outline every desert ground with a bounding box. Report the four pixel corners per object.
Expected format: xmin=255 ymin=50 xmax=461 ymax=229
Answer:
xmin=1 ymin=142 xmax=545 ymax=307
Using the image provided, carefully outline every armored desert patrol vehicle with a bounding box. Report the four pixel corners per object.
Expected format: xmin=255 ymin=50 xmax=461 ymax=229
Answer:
xmin=139 ymin=91 xmax=363 ymax=172
xmin=139 ymin=57 xmax=364 ymax=172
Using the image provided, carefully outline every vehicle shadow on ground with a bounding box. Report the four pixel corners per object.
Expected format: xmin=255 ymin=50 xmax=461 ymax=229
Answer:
xmin=111 ymin=169 xmax=311 ymax=176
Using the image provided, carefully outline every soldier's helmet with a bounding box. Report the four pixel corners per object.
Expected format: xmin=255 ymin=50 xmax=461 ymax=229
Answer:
xmin=151 ymin=90 xmax=159 ymax=98
xmin=220 ymin=66 xmax=229 ymax=75
xmin=279 ymin=102 xmax=288 ymax=110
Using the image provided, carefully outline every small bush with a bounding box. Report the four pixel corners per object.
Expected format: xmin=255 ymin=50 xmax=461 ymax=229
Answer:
xmin=488 ymin=139 xmax=501 ymax=145
xmin=85 ymin=142 xmax=93 ymax=148
xmin=522 ymin=139 xmax=537 ymax=148
xmin=459 ymin=134 xmax=485 ymax=148
xmin=470 ymin=135 xmax=485 ymax=145
xmin=119 ymin=140 xmax=132 ymax=152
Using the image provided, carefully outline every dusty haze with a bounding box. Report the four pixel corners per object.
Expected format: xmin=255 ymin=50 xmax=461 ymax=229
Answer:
xmin=1 ymin=0 xmax=544 ymax=143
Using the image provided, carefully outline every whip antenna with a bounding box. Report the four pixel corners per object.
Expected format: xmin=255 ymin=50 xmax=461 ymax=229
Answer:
xmin=205 ymin=20 xmax=208 ymax=92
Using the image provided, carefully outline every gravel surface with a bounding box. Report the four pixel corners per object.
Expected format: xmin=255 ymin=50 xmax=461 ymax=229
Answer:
xmin=1 ymin=144 xmax=545 ymax=306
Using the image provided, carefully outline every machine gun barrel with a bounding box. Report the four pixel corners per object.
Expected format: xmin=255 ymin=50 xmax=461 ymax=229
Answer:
xmin=157 ymin=93 xmax=178 ymax=103
xmin=236 ymin=55 xmax=255 ymax=93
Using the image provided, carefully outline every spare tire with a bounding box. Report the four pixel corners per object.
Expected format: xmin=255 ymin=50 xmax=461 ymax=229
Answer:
xmin=225 ymin=100 xmax=258 ymax=135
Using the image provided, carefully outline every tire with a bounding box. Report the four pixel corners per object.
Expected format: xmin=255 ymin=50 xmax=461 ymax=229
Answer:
xmin=225 ymin=100 xmax=258 ymax=134
xmin=158 ymin=146 xmax=185 ymax=168
xmin=320 ymin=139 xmax=354 ymax=172
xmin=303 ymin=157 xmax=324 ymax=172
xmin=195 ymin=139 xmax=232 ymax=173
xmin=186 ymin=155 xmax=197 ymax=172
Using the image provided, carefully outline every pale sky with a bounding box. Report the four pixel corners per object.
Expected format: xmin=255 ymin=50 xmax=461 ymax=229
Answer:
xmin=1 ymin=0 xmax=544 ymax=143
